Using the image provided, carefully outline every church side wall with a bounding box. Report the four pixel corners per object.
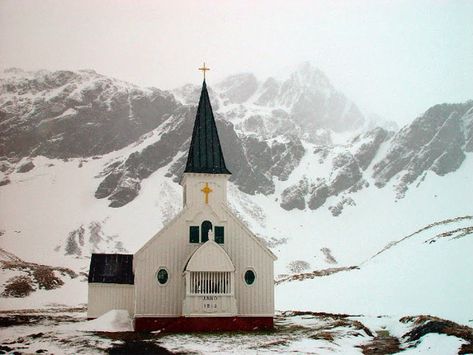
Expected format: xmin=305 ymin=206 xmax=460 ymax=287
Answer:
xmin=134 ymin=210 xmax=197 ymax=317
xmin=223 ymin=209 xmax=274 ymax=316
xmin=87 ymin=284 xmax=134 ymax=319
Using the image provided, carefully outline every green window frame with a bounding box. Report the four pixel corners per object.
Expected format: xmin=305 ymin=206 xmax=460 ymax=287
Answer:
xmin=189 ymin=226 xmax=200 ymax=243
xmin=215 ymin=226 xmax=224 ymax=244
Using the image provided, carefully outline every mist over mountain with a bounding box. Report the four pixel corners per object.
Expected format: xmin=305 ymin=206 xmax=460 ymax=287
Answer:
xmin=2 ymin=64 xmax=471 ymax=212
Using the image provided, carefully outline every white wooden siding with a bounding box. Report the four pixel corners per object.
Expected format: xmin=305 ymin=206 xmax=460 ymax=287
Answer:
xmin=87 ymin=284 xmax=134 ymax=318
xmin=221 ymin=207 xmax=274 ymax=316
xmin=133 ymin=173 xmax=275 ymax=317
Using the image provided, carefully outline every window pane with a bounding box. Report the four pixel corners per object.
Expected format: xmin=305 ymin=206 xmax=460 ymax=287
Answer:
xmin=190 ymin=226 xmax=200 ymax=243
xmin=201 ymin=220 xmax=212 ymax=242
xmin=215 ymin=226 xmax=224 ymax=244
xmin=244 ymin=270 xmax=255 ymax=285
xmin=157 ymin=269 xmax=168 ymax=285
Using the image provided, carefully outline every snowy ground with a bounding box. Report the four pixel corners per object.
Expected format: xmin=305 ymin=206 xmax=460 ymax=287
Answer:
xmin=0 ymin=308 xmax=471 ymax=354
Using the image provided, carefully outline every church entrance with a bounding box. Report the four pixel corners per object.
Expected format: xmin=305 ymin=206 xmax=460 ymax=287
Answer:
xmin=182 ymin=239 xmax=237 ymax=317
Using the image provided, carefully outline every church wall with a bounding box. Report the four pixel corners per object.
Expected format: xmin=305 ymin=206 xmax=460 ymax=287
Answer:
xmin=182 ymin=173 xmax=274 ymax=315
xmin=134 ymin=203 xmax=274 ymax=317
xmin=181 ymin=173 xmax=228 ymax=208
xmin=87 ymin=284 xmax=134 ymax=318
xmin=134 ymin=209 xmax=201 ymax=317
xmin=222 ymin=208 xmax=275 ymax=316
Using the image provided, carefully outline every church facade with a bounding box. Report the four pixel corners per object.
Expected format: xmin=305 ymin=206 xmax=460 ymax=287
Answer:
xmin=88 ymin=78 xmax=276 ymax=332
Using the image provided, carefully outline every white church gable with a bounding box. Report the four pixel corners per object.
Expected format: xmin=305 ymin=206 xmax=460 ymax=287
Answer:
xmin=185 ymin=240 xmax=235 ymax=272
xmin=88 ymin=73 xmax=276 ymax=331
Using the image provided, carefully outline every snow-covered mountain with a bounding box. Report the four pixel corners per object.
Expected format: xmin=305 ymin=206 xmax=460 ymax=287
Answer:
xmin=177 ymin=62 xmax=366 ymax=142
xmin=1 ymin=65 xmax=472 ymax=330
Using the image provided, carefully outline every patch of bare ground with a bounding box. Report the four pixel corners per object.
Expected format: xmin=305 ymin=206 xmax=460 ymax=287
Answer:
xmin=108 ymin=341 xmax=178 ymax=354
xmin=358 ymin=330 xmax=401 ymax=355
xmin=2 ymin=275 xmax=35 ymax=297
xmin=0 ymin=248 xmax=77 ymax=298
xmin=279 ymin=310 xmax=362 ymax=320
xmin=401 ymin=315 xmax=473 ymax=354
xmin=276 ymin=266 xmax=359 ymax=285
xmin=0 ymin=306 xmax=87 ymax=315
xmin=425 ymin=225 xmax=473 ymax=243
xmin=97 ymin=332 xmax=187 ymax=354
xmin=278 ymin=311 xmax=373 ymax=341
xmin=0 ymin=311 xmax=83 ymax=327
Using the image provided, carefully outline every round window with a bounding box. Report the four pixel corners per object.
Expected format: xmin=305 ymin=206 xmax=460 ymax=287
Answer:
xmin=244 ymin=270 xmax=256 ymax=285
xmin=157 ymin=268 xmax=169 ymax=285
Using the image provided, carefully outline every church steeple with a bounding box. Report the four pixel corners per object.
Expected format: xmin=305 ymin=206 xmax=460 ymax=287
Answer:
xmin=184 ymin=80 xmax=231 ymax=175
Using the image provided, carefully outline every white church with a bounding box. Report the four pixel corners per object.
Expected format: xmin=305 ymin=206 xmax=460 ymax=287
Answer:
xmin=88 ymin=70 xmax=276 ymax=332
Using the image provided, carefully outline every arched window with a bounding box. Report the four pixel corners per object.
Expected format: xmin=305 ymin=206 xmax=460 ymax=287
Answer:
xmin=201 ymin=220 xmax=213 ymax=242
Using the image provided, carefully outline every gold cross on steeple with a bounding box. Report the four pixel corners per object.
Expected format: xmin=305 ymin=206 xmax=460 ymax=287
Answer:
xmin=201 ymin=182 xmax=213 ymax=204
xmin=198 ymin=62 xmax=210 ymax=81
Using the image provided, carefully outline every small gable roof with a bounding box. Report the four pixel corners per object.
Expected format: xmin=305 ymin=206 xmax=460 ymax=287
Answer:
xmin=88 ymin=253 xmax=134 ymax=284
xmin=185 ymin=241 xmax=235 ymax=272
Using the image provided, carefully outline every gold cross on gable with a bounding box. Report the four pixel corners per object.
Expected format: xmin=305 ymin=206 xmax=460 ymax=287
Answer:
xmin=198 ymin=62 xmax=210 ymax=80
xmin=201 ymin=182 xmax=213 ymax=204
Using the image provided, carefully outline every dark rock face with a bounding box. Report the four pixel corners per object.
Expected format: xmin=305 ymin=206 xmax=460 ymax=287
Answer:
xmin=241 ymin=134 xmax=305 ymax=184
xmin=95 ymin=107 xmax=194 ymax=207
xmin=281 ymin=127 xmax=391 ymax=212
xmin=280 ymin=178 xmax=309 ymax=210
xmin=372 ymin=102 xmax=472 ymax=196
xmin=329 ymin=153 xmax=363 ymax=196
xmin=352 ymin=128 xmax=390 ymax=170
xmin=308 ymin=182 xmax=329 ymax=210
xmin=216 ymin=122 xmax=276 ymax=195
xmin=96 ymin=106 xmax=305 ymax=207
xmin=167 ymin=119 xmax=305 ymax=196
xmin=464 ymin=106 xmax=473 ymax=152
xmin=0 ymin=69 xmax=179 ymax=158
xmin=328 ymin=197 xmax=356 ymax=217
xmin=16 ymin=161 xmax=34 ymax=173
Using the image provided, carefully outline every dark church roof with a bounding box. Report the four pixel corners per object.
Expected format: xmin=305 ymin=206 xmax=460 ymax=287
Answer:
xmin=88 ymin=253 xmax=134 ymax=284
xmin=184 ymin=80 xmax=231 ymax=175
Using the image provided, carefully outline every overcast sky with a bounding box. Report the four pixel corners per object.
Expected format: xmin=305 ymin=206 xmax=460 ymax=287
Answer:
xmin=1 ymin=0 xmax=472 ymax=125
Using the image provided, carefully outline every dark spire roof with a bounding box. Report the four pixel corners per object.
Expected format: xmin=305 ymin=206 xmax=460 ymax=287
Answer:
xmin=184 ymin=80 xmax=231 ymax=175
